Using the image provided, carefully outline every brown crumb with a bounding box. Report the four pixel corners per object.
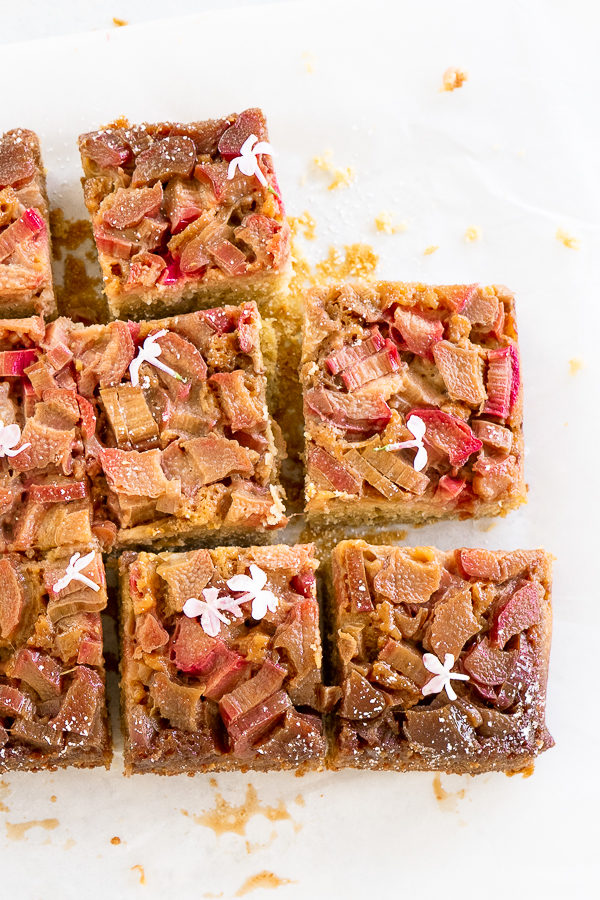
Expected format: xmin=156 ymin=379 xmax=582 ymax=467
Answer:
xmin=568 ymin=357 xmax=583 ymax=375
xmin=235 ymin=872 xmax=294 ymax=897
xmin=50 ymin=795 xmax=57 ymax=803
xmin=111 ymin=836 xmax=121 ymax=845
xmin=112 ymin=17 xmax=128 ymax=27
xmin=313 ymin=150 xmax=354 ymax=190
xmin=289 ymin=211 xmax=316 ymax=241
xmin=556 ymin=228 xmax=580 ymax=249
xmin=131 ymin=865 xmax=146 ymax=885
xmin=374 ymin=212 xmax=407 ymax=235
xmin=442 ymin=67 xmax=468 ymax=91
xmin=424 ymin=245 xmax=439 ymax=255
xmin=49 ymin=209 xmax=93 ymax=261
xmin=55 ymin=256 xmax=107 ymax=324
xmin=464 ymin=226 xmax=481 ymax=242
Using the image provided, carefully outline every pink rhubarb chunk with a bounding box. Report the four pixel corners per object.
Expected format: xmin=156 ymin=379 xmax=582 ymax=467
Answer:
xmin=0 ymin=348 xmax=38 ymax=376
xmin=0 ymin=208 xmax=45 ymax=263
xmin=325 ymin=329 xmax=385 ymax=375
xmin=490 ymin=581 xmax=543 ymax=648
xmin=483 ymin=347 xmax=512 ymax=419
xmin=340 ymin=340 xmax=400 ymax=391
xmin=408 ymin=408 xmax=482 ymax=467
xmin=391 ymin=308 xmax=444 ymax=359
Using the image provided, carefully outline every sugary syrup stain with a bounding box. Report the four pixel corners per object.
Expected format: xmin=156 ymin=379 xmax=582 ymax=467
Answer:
xmin=235 ymin=871 xmax=295 ymax=896
xmin=5 ymin=818 xmax=59 ymax=840
xmin=182 ymin=783 xmax=292 ymax=837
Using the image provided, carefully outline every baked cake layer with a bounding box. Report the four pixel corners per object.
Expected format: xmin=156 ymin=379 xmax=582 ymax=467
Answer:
xmin=0 ymin=129 xmax=56 ymax=319
xmin=79 ymin=109 xmax=291 ymax=320
xmin=327 ymin=541 xmax=553 ymax=775
xmin=301 ymin=281 xmax=526 ymax=525
xmin=119 ymin=544 xmax=328 ymax=774
xmin=0 ymin=547 xmax=111 ymax=772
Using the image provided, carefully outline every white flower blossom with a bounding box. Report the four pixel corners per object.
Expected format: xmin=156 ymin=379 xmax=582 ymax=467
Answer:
xmin=226 ymin=564 xmax=278 ymax=620
xmin=183 ymin=587 xmax=244 ymax=638
xmin=421 ymin=652 xmax=470 ymax=702
xmin=377 ymin=414 xmax=428 ymax=471
xmin=227 ymin=134 xmax=275 ymax=188
xmin=129 ymin=330 xmax=183 ymax=387
xmin=0 ymin=420 xmax=30 ymax=458
xmin=52 ymin=551 xmax=101 ymax=594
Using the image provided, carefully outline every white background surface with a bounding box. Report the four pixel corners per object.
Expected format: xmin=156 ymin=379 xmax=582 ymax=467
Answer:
xmin=0 ymin=1 xmax=599 ymax=897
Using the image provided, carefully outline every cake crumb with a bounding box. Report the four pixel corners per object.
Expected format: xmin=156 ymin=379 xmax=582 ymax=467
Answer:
xmin=556 ymin=228 xmax=580 ymax=249
xmin=568 ymin=357 xmax=583 ymax=375
xmin=424 ymin=245 xmax=439 ymax=255
xmin=49 ymin=209 xmax=92 ymax=260
xmin=442 ymin=67 xmax=468 ymax=91
xmin=315 ymin=243 xmax=378 ymax=281
xmin=289 ymin=211 xmax=316 ymax=241
xmin=112 ymin=17 xmax=128 ymax=26
xmin=507 ymin=763 xmax=535 ymax=778
xmin=131 ymin=865 xmax=146 ymax=885
xmin=111 ymin=836 xmax=121 ymax=845
xmin=50 ymin=795 xmax=57 ymax=803
xmin=313 ymin=150 xmax=354 ymax=190
xmin=235 ymin=872 xmax=294 ymax=897
xmin=302 ymin=51 xmax=316 ymax=73
xmin=375 ymin=212 xmax=407 ymax=235
xmin=464 ymin=225 xmax=481 ymax=242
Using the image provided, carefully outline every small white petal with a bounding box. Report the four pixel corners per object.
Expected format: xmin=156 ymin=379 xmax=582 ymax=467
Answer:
xmin=248 ymin=564 xmax=268 ymax=590
xmin=423 ymin=652 xmax=444 ymax=675
xmin=227 ymin=573 xmax=255 ymax=593
xmin=445 ymin=682 xmax=458 ymax=702
xmin=406 ymin=415 xmax=426 ymax=442
xmin=183 ymin=597 xmax=203 ymax=618
xmin=413 ymin=445 xmax=428 ymax=472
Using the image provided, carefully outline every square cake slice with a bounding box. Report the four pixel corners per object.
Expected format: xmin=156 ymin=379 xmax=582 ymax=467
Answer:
xmin=327 ymin=541 xmax=554 ymax=774
xmin=79 ymin=109 xmax=291 ymax=320
xmin=301 ymin=281 xmax=526 ymax=524
xmin=0 ymin=129 xmax=56 ymax=318
xmin=119 ymin=544 xmax=327 ymax=774
xmin=53 ymin=302 xmax=286 ymax=548
xmin=0 ymin=316 xmax=96 ymax=553
xmin=0 ymin=548 xmax=111 ymax=771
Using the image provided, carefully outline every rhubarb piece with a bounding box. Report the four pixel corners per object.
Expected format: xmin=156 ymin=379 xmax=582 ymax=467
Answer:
xmin=119 ymin=544 xmax=326 ymax=774
xmin=432 ymin=341 xmax=486 ymax=406
xmin=0 ymin=550 xmax=110 ymax=772
xmin=391 ymin=307 xmax=443 ymax=359
xmin=328 ymin=541 xmax=554 ymax=774
xmin=483 ymin=346 xmax=514 ymax=419
xmin=0 ymin=130 xmax=56 ymax=317
xmin=302 ymin=281 xmax=525 ymax=525
xmin=490 ymin=581 xmax=543 ymax=648
xmin=79 ymin=110 xmax=290 ymax=320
